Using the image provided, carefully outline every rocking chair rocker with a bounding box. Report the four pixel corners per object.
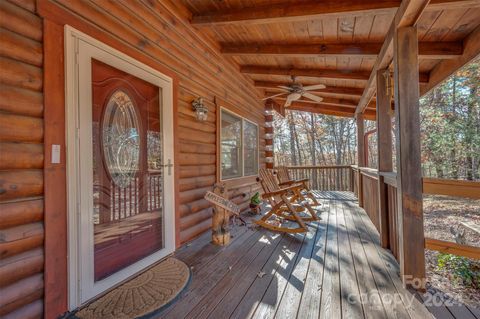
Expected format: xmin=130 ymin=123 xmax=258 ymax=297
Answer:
xmin=275 ymin=166 xmax=320 ymax=206
xmin=255 ymin=169 xmax=319 ymax=233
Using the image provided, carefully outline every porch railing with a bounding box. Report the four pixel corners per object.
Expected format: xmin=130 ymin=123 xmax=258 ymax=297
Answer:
xmin=353 ymin=166 xmax=480 ymax=261
xmin=279 ymin=165 xmax=353 ymax=191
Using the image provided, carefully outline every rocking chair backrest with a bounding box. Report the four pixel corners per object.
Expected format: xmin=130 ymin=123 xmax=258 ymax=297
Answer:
xmin=276 ymin=166 xmax=291 ymax=184
xmin=258 ymin=168 xmax=282 ymax=206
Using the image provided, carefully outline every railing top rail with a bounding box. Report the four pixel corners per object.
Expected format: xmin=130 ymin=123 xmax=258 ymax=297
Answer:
xmin=279 ymin=165 xmax=353 ymax=169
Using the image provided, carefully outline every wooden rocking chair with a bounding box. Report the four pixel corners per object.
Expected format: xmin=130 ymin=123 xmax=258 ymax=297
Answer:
xmin=254 ymin=169 xmax=319 ymax=233
xmin=276 ymin=166 xmax=320 ymax=206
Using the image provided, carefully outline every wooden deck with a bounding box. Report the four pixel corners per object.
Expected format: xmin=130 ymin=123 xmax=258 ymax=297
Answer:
xmin=161 ymin=192 xmax=478 ymax=319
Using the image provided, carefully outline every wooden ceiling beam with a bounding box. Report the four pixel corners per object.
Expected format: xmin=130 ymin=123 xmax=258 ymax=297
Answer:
xmin=427 ymin=0 xmax=480 ymax=10
xmin=222 ymin=42 xmax=462 ymax=59
xmin=191 ymin=0 xmax=479 ymax=26
xmin=242 ymin=66 xmax=429 ymax=83
xmin=269 ymin=93 xmax=379 ymax=109
xmin=421 ymin=25 xmax=480 ymax=96
xmin=191 ymin=0 xmax=401 ymax=26
xmin=355 ymin=0 xmax=431 ymax=114
xmin=270 ymin=95 xmax=357 ymax=107
xmin=287 ymin=101 xmax=376 ymax=120
xmin=242 ymin=66 xmax=371 ymax=81
xmin=255 ymin=81 xmax=365 ymax=96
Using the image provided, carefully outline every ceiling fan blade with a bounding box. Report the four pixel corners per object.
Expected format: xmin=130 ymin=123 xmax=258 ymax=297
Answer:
xmin=285 ymin=94 xmax=295 ymax=107
xmin=262 ymin=92 xmax=287 ymax=100
xmin=303 ymin=92 xmax=323 ymax=103
xmin=277 ymin=85 xmax=291 ymax=90
xmin=303 ymin=84 xmax=326 ymax=91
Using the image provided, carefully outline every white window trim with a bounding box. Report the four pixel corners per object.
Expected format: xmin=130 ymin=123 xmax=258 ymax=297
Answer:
xmin=220 ymin=108 xmax=259 ymax=181
xmin=243 ymin=118 xmax=260 ymax=177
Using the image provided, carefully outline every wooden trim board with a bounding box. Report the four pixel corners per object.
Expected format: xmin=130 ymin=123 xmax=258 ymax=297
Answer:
xmin=425 ymin=238 xmax=480 ymax=260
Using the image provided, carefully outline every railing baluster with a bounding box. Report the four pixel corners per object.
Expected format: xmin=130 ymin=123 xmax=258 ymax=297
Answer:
xmin=276 ymin=165 xmax=354 ymax=192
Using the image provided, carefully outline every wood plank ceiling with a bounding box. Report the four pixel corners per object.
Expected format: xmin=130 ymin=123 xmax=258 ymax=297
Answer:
xmin=182 ymin=0 xmax=480 ymax=119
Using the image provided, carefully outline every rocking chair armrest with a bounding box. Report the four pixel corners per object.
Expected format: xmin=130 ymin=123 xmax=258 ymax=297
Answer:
xmin=262 ymin=184 xmax=303 ymax=198
xmin=278 ymin=180 xmax=296 ymax=186
xmin=295 ymin=178 xmax=310 ymax=183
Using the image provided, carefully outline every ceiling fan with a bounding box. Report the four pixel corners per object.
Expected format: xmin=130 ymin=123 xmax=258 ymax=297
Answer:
xmin=262 ymin=76 xmax=326 ymax=107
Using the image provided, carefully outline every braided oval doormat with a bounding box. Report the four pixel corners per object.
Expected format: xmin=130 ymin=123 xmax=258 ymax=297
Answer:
xmin=74 ymin=257 xmax=191 ymax=319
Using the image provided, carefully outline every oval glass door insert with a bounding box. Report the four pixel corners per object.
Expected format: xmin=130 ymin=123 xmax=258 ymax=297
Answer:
xmin=102 ymin=90 xmax=140 ymax=188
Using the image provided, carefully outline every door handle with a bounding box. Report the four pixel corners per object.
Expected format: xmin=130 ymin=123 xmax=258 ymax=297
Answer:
xmin=163 ymin=159 xmax=173 ymax=176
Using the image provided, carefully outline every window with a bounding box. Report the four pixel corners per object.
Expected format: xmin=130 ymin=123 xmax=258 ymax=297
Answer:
xmin=220 ymin=109 xmax=259 ymax=180
xmin=243 ymin=120 xmax=259 ymax=176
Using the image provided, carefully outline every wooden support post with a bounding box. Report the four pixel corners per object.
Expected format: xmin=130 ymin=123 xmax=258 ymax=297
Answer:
xmin=356 ymin=114 xmax=365 ymax=207
xmin=349 ymin=166 xmax=355 ymax=192
xmin=376 ymin=69 xmax=393 ymax=249
xmin=393 ymin=26 xmax=426 ymax=290
xmin=265 ymin=100 xmax=275 ymax=169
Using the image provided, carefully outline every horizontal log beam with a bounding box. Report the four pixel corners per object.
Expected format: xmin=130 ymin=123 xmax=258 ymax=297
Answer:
xmin=255 ymin=81 xmax=365 ymax=96
xmin=286 ymin=100 xmax=376 ymax=120
xmin=355 ymin=0 xmax=431 ymax=114
xmin=421 ymin=24 xmax=480 ymax=96
xmin=242 ymin=65 xmax=429 ymax=83
xmin=222 ymin=41 xmax=462 ymax=59
xmin=269 ymin=94 xmax=357 ymax=107
xmin=190 ymin=0 xmax=479 ymax=26
xmin=242 ymin=66 xmax=370 ymax=81
xmin=191 ymin=0 xmax=401 ymax=25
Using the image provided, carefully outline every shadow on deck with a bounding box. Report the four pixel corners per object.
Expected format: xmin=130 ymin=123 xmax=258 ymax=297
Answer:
xmin=161 ymin=191 xmax=477 ymax=319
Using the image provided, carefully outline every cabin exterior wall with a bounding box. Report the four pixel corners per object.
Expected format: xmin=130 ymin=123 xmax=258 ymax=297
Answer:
xmin=0 ymin=0 xmax=265 ymax=317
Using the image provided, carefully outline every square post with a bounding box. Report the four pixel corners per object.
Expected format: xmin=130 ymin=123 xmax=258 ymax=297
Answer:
xmin=393 ymin=26 xmax=426 ymax=289
xmin=356 ymin=114 xmax=365 ymax=207
xmin=376 ymin=69 xmax=393 ymax=249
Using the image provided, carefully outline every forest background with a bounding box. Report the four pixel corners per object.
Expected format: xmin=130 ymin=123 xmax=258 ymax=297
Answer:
xmin=273 ymin=57 xmax=480 ymax=181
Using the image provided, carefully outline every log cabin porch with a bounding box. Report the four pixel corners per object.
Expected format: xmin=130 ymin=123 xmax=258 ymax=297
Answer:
xmin=1 ymin=0 xmax=479 ymax=318
xmin=166 ymin=190 xmax=478 ymax=319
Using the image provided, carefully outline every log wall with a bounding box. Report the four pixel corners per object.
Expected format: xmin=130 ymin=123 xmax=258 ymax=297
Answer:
xmin=42 ymin=0 xmax=266 ymax=241
xmin=0 ymin=0 xmax=45 ymax=318
xmin=0 ymin=0 xmax=265 ymax=317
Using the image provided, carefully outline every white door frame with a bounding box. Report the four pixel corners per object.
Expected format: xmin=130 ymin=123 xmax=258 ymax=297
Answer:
xmin=65 ymin=26 xmax=175 ymax=309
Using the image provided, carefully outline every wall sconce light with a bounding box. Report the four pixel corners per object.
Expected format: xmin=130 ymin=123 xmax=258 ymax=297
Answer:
xmin=192 ymin=97 xmax=208 ymax=121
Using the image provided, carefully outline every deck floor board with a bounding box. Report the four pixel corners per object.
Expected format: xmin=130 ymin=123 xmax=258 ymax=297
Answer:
xmin=160 ymin=192 xmax=469 ymax=319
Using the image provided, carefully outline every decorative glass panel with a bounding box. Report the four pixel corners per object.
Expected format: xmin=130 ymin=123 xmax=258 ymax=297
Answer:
xmin=244 ymin=121 xmax=259 ymax=176
xmin=221 ymin=110 xmax=242 ymax=179
xmin=102 ymin=90 xmax=140 ymax=188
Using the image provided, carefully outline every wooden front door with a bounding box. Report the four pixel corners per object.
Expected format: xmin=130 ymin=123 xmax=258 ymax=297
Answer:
xmin=66 ymin=28 xmax=175 ymax=307
xmin=92 ymin=59 xmax=164 ymax=281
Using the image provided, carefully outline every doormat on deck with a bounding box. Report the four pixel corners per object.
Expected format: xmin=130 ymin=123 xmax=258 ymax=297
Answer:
xmin=74 ymin=257 xmax=191 ymax=319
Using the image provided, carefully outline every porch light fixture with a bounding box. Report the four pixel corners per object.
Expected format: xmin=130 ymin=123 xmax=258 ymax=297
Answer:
xmin=192 ymin=97 xmax=208 ymax=121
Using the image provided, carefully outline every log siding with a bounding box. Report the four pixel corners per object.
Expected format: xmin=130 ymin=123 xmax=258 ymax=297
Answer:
xmin=0 ymin=0 xmax=265 ymax=317
xmin=0 ymin=0 xmax=45 ymax=318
